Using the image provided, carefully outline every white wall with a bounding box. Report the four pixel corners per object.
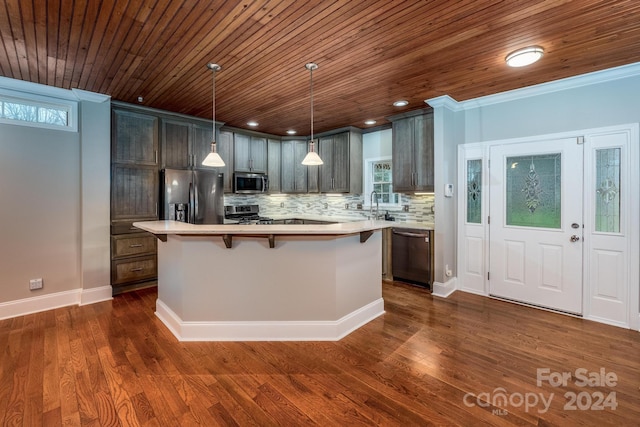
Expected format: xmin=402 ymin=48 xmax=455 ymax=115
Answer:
xmin=362 ymin=128 xmax=392 ymax=159
xmin=0 ymin=80 xmax=110 ymax=306
xmin=78 ymin=94 xmax=112 ymax=290
xmin=0 ymin=124 xmax=81 ymax=302
xmin=463 ymin=69 xmax=640 ymax=143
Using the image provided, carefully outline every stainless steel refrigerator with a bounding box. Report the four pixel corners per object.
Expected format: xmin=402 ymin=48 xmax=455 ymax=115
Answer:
xmin=160 ymin=169 xmax=224 ymax=224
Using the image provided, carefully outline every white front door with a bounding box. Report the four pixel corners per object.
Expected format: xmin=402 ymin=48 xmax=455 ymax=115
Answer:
xmin=489 ymin=137 xmax=584 ymax=314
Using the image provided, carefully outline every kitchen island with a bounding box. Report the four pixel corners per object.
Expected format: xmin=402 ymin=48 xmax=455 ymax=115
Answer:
xmin=133 ymin=219 xmax=393 ymax=341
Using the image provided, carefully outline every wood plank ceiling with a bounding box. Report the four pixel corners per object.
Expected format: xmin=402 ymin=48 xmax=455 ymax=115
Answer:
xmin=1 ymin=0 xmax=640 ymax=135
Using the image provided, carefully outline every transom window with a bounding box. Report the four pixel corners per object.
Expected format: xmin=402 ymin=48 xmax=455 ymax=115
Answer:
xmin=0 ymin=95 xmax=72 ymax=129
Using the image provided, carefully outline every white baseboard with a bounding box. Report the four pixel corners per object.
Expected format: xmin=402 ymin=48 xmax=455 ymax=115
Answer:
xmin=80 ymin=285 xmax=113 ymax=305
xmin=432 ymin=277 xmax=457 ymax=298
xmin=0 ymin=286 xmax=113 ymax=320
xmin=155 ymin=298 xmax=385 ymax=341
xmin=458 ymin=287 xmax=487 ymax=297
xmin=585 ymin=314 xmax=630 ymax=329
xmin=0 ymin=289 xmax=81 ymax=320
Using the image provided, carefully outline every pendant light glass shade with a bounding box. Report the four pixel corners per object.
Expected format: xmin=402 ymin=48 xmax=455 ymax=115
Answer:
xmin=302 ymin=62 xmax=323 ymax=165
xmin=202 ymin=143 xmax=226 ymax=167
xmin=302 ymin=149 xmax=323 ymax=165
xmin=202 ymin=63 xmax=225 ymax=167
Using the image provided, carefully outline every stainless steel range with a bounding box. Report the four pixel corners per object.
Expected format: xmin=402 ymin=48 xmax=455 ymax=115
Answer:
xmin=224 ymin=204 xmax=273 ymax=225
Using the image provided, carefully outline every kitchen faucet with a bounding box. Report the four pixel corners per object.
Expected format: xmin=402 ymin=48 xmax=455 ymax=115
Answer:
xmin=370 ymin=190 xmax=379 ymax=219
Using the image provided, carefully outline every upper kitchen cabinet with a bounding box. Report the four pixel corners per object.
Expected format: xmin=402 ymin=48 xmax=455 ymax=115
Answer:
xmin=390 ymin=109 xmax=434 ymax=193
xmin=267 ymin=139 xmax=281 ymax=193
xmin=112 ymin=109 xmax=158 ymax=165
xmin=318 ymin=129 xmax=363 ymax=193
xmin=161 ymin=119 xmax=190 ymax=169
xmin=281 ymin=139 xmax=309 ymax=193
xmin=234 ymin=133 xmax=268 ymax=173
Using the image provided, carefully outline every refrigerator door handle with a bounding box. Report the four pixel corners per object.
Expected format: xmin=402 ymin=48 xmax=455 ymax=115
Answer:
xmin=188 ymin=182 xmax=195 ymax=223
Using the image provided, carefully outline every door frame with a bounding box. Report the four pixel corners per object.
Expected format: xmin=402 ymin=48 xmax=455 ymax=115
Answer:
xmin=457 ymin=124 xmax=639 ymax=330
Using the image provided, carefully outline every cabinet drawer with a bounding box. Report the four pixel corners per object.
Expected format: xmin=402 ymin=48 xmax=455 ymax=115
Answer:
xmin=112 ymin=234 xmax=157 ymax=258
xmin=111 ymin=220 xmax=155 ymax=235
xmin=112 ymin=256 xmax=157 ymax=285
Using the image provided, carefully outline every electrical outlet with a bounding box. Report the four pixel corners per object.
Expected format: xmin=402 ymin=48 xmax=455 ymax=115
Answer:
xmin=29 ymin=278 xmax=43 ymax=290
xmin=344 ymin=203 xmax=349 ymax=210
xmin=280 ymin=202 xmax=284 ymax=208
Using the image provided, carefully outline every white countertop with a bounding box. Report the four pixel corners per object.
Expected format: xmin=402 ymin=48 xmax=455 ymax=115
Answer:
xmin=267 ymin=214 xmax=434 ymax=230
xmin=133 ymin=219 xmax=394 ymax=236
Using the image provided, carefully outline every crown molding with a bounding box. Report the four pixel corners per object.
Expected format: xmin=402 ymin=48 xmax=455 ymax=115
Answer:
xmin=72 ymin=88 xmax=110 ymax=103
xmin=425 ymin=61 xmax=640 ymax=111
xmin=425 ymin=95 xmax=463 ymax=112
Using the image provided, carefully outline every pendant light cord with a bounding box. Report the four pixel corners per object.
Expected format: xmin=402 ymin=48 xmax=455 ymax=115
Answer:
xmin=212 ymin=67 xmax=216 ymax=143
xmin=310 ymin=65 xmax=314 ymax=144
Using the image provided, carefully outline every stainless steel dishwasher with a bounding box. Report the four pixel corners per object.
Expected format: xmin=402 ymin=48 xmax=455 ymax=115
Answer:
xmin=391 ymin=228 xmax=434 ymax=290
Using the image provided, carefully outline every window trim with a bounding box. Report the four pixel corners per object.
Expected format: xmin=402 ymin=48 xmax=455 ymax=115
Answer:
xmin=364 ymin=155 xmax=400 ymax=208
xmin=0 ymin=88 xmax=77 ymax=132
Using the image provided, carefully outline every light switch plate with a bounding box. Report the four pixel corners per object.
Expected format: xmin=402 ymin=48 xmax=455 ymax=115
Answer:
xmin=444 ymin=183 xmax=454 ymax=198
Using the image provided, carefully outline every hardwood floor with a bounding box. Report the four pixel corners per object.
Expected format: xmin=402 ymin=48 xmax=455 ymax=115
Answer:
xmin=1 ymin=282 xmax=638 ymax=426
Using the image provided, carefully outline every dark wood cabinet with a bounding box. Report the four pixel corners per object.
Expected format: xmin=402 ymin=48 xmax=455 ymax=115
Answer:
xmin=267 ymin=138 xmax=281 ymax=193
xmin=281 ymin=139 xmax=309 ymax=193
xmin=318 ymin=130 xmax=362 ymax=193
xmin=234 ymin=134 xmax=268 ymax=173
xmin=161 ymin=119 xmax=191 ymax=169
xmin=391 ymin=110 xmax=434 ymax=192
xmin=111 ymin=105 xmax=160 ymax=295
xmin=110 ymin=164 xmax=158 ymax=221
xmin=112 ymin=109 xmax=158 ymax=165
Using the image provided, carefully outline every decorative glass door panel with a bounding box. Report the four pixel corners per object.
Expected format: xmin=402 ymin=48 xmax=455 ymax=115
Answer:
xmin=595 ymin=148 xmax=621 ymax=233
xmin=505 ymin=154 xmax=561 ymax=229
xmin=489 ymin=138 xmax=583 ymax=314
xmin=466 ymin=159 xmax=482 ymax=224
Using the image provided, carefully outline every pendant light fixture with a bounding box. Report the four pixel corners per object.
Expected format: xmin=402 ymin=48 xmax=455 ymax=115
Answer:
xmin=202 ymin=63 xmax=226 ymax=167
xmin=301 ymin=62 xmax=323 ymax=165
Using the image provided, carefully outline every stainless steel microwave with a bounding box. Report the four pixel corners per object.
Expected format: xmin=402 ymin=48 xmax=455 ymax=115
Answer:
xmin=233 ymin=172 xmax=268 ymax=193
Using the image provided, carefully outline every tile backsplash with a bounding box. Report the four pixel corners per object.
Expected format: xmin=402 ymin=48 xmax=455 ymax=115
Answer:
xmin=224 ymin=193 xmax=435 ymax=223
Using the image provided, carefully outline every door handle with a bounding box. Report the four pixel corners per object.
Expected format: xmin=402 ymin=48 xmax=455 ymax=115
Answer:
xmin=570 ymin=235 xmax=580 ymax=242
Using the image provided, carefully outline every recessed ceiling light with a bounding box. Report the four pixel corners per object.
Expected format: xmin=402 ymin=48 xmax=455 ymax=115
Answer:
xmin=364 ymin=119 xmax=376 ymax=125
xmin=247 ymin=121 xmax=259 ymax=127
xmin=505 ymin=46 xmax=544 ymax=67
xmin=393 ymin=100 xmax=408 ymax=107
xmin=286 ymin=129 xmax=297 ymax=135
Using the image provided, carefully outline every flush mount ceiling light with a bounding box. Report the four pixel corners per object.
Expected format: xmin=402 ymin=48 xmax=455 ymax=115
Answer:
xmin=247 ymin=121 xmax=259 ymax=127
xmin=393 ymin=100 xmax=409 ymax=107
xmin=364 ymin=119 xmax=376 ymax=125
xmin=202 ymin=63 xmax=226 ymax=167
xmin=505 ymin=46 xmax=544 ymax=67
xmin=286 ymin=129 xmax=297 ymax=135
xmin=301 ymin=62 xmax=323 ymax=166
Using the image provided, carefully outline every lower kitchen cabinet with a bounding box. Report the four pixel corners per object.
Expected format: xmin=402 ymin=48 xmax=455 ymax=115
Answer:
xmin=111 ymin=256 xmax=157 ymax=286
xmin=110 ymin=232 xmax=158 ymax=294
